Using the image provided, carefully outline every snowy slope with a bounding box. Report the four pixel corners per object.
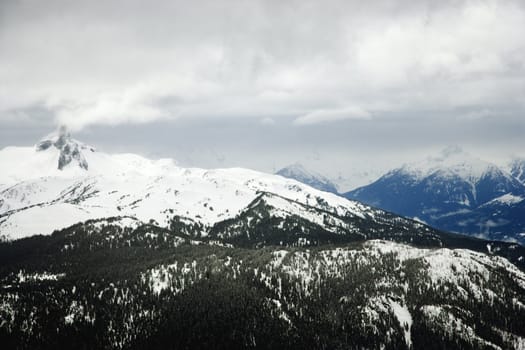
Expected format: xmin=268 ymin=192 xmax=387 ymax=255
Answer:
xmin=0 ymin=132 xmax=373 ymax=240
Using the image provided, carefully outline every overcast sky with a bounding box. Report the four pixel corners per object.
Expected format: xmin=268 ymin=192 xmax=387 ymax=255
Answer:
xmin=1 ymin=0 xmax=525 ymax=189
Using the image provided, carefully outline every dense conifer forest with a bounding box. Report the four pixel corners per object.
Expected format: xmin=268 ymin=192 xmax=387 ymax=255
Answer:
xmin=1 ymin=214 xmax=525 ymax=349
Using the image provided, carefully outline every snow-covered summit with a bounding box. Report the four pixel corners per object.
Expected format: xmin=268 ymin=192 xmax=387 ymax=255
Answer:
xmin=276 ymin=163 xmax=338 ymax=193
xmin=398 ymin=146 xmax=509 ymax=183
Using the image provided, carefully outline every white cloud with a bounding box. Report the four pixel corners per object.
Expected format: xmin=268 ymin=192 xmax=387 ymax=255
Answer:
xmin=51 ymin=83 xmax=177 ymax=131
xmin=294 ymin=107 xmax=371 ymax=125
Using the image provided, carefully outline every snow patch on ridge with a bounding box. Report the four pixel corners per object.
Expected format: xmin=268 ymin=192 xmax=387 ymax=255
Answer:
xmin=488 ymin=193 xmax=524 ymax=206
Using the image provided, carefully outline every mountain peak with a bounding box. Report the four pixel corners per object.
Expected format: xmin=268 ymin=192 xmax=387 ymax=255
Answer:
xmin=276 ymin=163 xmax=338 ymax=193
xmin=36 ymin=126 xmax=94 ymax=171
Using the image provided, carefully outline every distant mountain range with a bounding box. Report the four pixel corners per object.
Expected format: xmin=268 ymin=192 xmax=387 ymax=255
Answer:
xmin=344 ymin=147 xmax=525 ymax=244
xmin=277 ymin=149 xmax=525 ymax=245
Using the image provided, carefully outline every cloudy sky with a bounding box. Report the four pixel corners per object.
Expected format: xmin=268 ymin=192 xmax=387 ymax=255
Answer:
xmin=1 ymin=0 xmax=524 ymax=189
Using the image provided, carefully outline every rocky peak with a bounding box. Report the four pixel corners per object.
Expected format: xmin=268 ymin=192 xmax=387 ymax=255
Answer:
xmin=36 ymin=126 xmax=93 ymax=170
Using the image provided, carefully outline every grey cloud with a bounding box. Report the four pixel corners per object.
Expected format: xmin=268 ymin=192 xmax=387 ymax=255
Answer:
xmin=2 ymin=0 xmax=525 ymax=128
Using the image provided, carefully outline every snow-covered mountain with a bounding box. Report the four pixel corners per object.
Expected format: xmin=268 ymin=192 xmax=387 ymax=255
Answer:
xmin=0 ymin=131 xmax=417 ymax=243
xmin=345 ymin=146 xmax=525 ymax=244
xmin=275 ymin=163 xmax=339 ymax=194
xmin=1 ymin=132 xmax=521 ymax=253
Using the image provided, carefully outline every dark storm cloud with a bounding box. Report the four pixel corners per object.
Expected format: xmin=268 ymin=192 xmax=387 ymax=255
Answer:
xmin=1 ymin=0 xmax=524 ymax=188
